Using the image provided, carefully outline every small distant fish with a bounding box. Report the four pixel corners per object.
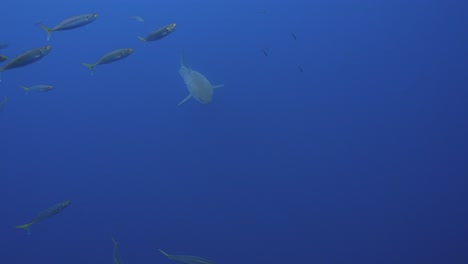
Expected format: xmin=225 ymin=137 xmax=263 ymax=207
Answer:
xmin=36 ymin=13 xmax=99 ymax=41
xmin=137 ymin=23 xmax=176 ymax=42
xmin=82 ymin=48 xmax=133 ymax=73
xmin=159 ymin=249 xmax=215 ymax=264
xmin=297 ymin=65 xmax=303 ymax=72
xmin=0 ymin=55 xmax=7 ymax=62
xmin=290 ymin=32 xmax=297 ymax=40
xmin=0 ymin=43 xmax=8 ymax=49
xmin=19 ymin=84 xmax=54 ymax=95
xmin=112 ymin=237 xmax=123 ymax=264
xmin=15 ymin=200 xmax=71 ymax=234
xmin=262 ymin=48 xmax=271 ymax=56
xmin=128 ymin=16 xmax=144 ymax=22
xmin=0 ymin=45 xmax=52 ymax=72
xmin=0 ymin=96 xmax=8 ymax=112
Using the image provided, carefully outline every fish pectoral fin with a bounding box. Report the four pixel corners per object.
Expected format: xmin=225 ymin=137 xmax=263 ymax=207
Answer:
xmin=213 ymin=84 xmax=224 ymax=89
xmin=158 ymin=249 xmax=170 ymax=257
xmin=178 ymin=94 xmax=192 ymax=106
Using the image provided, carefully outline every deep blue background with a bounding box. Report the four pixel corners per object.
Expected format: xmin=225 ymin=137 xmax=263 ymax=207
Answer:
xmin=1 ymin=0 xmax=467 ymax=263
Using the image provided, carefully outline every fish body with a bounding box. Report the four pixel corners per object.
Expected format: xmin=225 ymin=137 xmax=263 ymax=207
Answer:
xmin=19 ymin=84 xmax=54 ymax=94
xmin=138 ymin=23 xmax=176 ymax=42
xmin=37 ymin=13 xmax=98 ymax=40
xmin=15 ymin=200 xmax=71 ymax=234
xmin=0 ymin=45 xmax=51 ymax=72
xmin=0 ymin=55 xmax=7 ymax=62
xmin=178 ymin=53 xmax=223 ymax=106
xmin=82 ymin=48 xmax=133 ymax=73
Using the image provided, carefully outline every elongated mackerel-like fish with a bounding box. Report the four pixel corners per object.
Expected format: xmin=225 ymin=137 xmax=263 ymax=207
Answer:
xmin=82 ymin=48 xmax=133 ymax=73
xmin=137 ymin=23 xmax=176 ymax=42
xmin=0 ymin=45 xmax=51 ymax=72
xmin=15 ymin=200 xmax=71 ymax=234
xmin=159 ymin=249 xmax=215 ymax=264
xmin=37 ymin=13 xmax=98 ymax=41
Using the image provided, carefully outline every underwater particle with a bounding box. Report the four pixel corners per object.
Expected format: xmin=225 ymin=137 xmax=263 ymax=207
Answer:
xmin=36 ymin=13 xmax=99 ymax=41
xmin=15 ymin=200 xmax=71 ymax=234
xmin=178 ymin=53 xmax=224 ymax=106
xmin=137 ymin=23 xmax=176 ymax=43
xmin=82 ymin=48 xmax=133 ymax=74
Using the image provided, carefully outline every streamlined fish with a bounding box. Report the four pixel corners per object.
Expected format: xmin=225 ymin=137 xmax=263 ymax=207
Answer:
xmin=0 ymin=45 xmax=52 ymax=72
xmin=137 ymin=23 xmax=176 ymax=42
xmin=37 ymin=13 xmax=98 ymax=41
xmin=112 ymin=237 xmax=123 ymax=264
xmin=82 ymin=48 xmax=133 ymax=73
xmin=0 ymin=55 xmax=7 ymax=62
xmin=19 ymin=84 xmax=54 ymax=94
xmin=128 ymin=15 xmax=144 ymax=22
xmin=178 ymin=53 xmax=224 ymax=106
xmin=15 ymin=200 xmax=71 ymax=234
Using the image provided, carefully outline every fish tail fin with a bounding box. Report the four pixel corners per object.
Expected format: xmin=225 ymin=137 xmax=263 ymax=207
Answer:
xmin=82 ymin=63 xmax=95 ymax=74
xmin=213 ymin=84 xmax=224 ymax=89
xmin=19 ymin=85 xmax=30 ymax=95
xmin=36 ymin=23 xmax=52 ymax=41
xmin=137 ymin=36 xmax=147 ymax=43
xmin=15 ymin=223 xmax=32 ymax=234
xmin=158 ymin=249 xmax=170 ymax=257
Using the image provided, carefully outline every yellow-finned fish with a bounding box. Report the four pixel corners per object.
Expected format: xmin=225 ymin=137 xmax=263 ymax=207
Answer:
xmin=82 ymin=48 xmax=133 ymax=74
xmin=137 ymin=23 xmax=176 ymax=43
xmin=15 ymin=200 xmax=71 ymax=234
xmin=159 ymin=249 xmax=215 ymax=264
xmin=36 ymin=13 xmax=98 ymax=41
xmin=0 ymin=45 xmax=51 ymax=72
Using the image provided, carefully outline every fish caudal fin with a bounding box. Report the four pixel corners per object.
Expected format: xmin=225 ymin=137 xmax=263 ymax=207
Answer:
xmin=137 ymin=36 xmax=147 ymax=43
xmin=82 ymin=63 xmax=95 ymax=74
xmin=178 ymin=94 xmax=192 ymax=106
xmin=213 ymin=84 xmax=224 ymax=89
xmin=15 ymin=223 xmax=32 ymax=234
xmin=36 ymin=23 xmax=52 ymax=41
xmin=19 ymin=85 xmax=30 ymax=95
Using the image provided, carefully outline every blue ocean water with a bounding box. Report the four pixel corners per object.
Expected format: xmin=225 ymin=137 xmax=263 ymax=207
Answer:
xmin=1 ymin=0 xmax=467 ymax=263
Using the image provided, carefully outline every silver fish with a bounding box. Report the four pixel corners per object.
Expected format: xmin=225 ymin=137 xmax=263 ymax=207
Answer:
xmin=19 ymin=84 xmax=54 ymax=94
xmin=37 ymin=13 xmax=98 ymax=41
xmin=82 ymin=48 xmax=133 ymax=73
xmin=0 ymin=45 xmax=51 ymax=72
xmin=137 ymin=23 xmax=176 ymax=42
xmin=15 ymin=200 xmax=71 ymax=234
